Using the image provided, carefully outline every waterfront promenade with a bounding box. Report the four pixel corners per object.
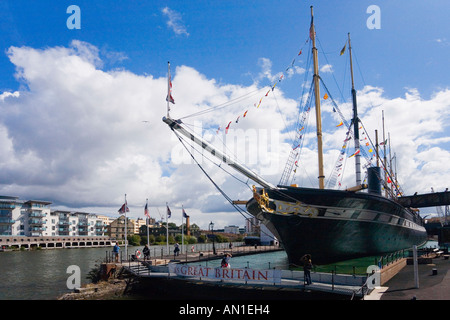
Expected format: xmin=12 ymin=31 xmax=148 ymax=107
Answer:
xmin=111 ymin=244 xmax=283 ymax=266
xmin=368 ymin=253 xmax=450 ymax=300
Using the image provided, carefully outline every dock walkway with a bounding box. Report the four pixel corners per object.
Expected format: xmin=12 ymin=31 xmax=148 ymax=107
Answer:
xmin=367 ymin=253 xmax=450 ymax=300
xmin=114 ymin=244 xmax=283 ymax=266
xmin=116 ymin=246 xmax=369 ymax=300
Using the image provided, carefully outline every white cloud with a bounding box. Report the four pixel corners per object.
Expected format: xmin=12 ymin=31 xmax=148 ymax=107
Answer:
xmin=320 ymin=64 xmax=333 ymax=73
xmin=161 ymin=7 xmax=189 ymax=37
xmin=0 ymin=41 xmax=449 ymax=229
xmin=0 ymin=41 xmax=295 ymax=229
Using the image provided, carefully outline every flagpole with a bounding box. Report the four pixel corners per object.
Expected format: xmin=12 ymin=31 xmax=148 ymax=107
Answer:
xmin=146 ymin=198 xmax=149 ymax=248
xmin=310 ymin=6 xmax=325 ymax=189
xmin=348 ymin=32 xmax=362 ymax=186
xmin=167 ymin=61 xmax=170 ymax=118
xmin=182 ymin=205 xmax=184 ymax=254
xmin=124 ymin=194 xmax=128 ymax=260
xmin=166 ymin=202 xmax=169 ymax=254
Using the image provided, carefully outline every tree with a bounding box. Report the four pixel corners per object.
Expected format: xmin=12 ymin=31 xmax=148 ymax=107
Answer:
xmin=197 ymin=234 xmax=207 ymax=243
xmin=127 ymin=235 xmax=141 ymax=246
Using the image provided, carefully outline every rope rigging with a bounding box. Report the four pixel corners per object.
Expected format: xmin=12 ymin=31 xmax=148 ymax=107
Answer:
xmin=171 ymin=128 xmax=277 ymax=241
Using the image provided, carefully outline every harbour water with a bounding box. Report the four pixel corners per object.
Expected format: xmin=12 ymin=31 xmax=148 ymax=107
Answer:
xmin=0 ymin=241 xmax=438 ymax=300
xmin=0 ymin=242 xmax=284 ymax=300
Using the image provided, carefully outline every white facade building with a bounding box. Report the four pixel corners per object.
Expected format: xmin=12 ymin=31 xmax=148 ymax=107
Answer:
xmin=0 ymin=196 xmax=107 ymax=237
xmin=224 ymin=225 xmax=240 ymax=234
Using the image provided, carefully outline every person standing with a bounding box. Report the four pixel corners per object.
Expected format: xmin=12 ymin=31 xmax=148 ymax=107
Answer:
xmin=143 ymin=244 xmax=150 ymax=260
xmin=174 ymin=243 xmax=180 ymax=256
xmin=221 ymin=253 xmax=232 ymax=268
xmin=113 ymin=243 xmax=120 ymax=263
xmin=303 ymin=254 xmax=312 ymax=285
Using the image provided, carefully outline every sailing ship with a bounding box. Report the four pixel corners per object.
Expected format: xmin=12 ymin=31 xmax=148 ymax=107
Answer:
xmin=163 ymin=6 xmax=427 ymax=265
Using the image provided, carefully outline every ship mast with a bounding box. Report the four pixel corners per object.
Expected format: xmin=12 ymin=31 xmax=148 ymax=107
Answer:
xmin=162 ymin=116 xmax=276 ymax=189
xmin=348 ymin=33 xmax=362 ymax=186
xmin=310 ymin=6 xmax=325 ymax=189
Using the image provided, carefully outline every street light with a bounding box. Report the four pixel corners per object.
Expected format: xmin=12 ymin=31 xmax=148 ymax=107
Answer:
xmin=209 ymin=221 xmax=216 ymax=255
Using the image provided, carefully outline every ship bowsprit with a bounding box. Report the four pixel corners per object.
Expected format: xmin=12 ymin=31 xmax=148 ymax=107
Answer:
xmin=246 ymin=186 xmax=428 ymax=265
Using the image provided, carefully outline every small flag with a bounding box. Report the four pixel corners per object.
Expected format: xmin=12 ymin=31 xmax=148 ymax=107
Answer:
xmin=380 ymin=139 xmax=388 ymax=146
xmin=166 ymin=93 xmax=175 ymax=104
xmin=118 ymin=202 xmax=129 ymax=214
xmin=298 ymin=49 xmax=302 ymax=56
xmin=182 ymin=207 xmax=189 ymax=218
xmin=257 ymin=98 xmax=262 ymax=108
xmin=349 ymin=150 xmax=360 ymax=158
xmin=323 ymin=93 xmax=328 ymax=100
xmin=243 ymin=110 xmax=248 ymax=117
xmin=340 ymin=42 xmax=347 ymax=56
xmin=309 ymin=16 xmax=314 ymax=40
xmin=144 ymin=202 xmax=149 ymax=217
xmin=166 ymin=205 xmax=171 ymax=219
xmin=336 ymin=121 xmax=343 ymax=127
xmin=235 ymin=116 xmax=240 ymax=123
xmin=166 ymin=68 xmax=175 ymax=104
xmin=225 ymin=121 xmax=232 ymax=134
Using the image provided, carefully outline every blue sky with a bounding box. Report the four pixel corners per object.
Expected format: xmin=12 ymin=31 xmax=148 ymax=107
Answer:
xmin=0 ymin=1 xmax=449 ymax=228
xmin=1 ymin=1 xmax=448 ymax=97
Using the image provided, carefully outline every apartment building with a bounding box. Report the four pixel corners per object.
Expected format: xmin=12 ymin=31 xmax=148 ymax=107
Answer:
xmin=0 ymin=195 xmax=108 ymax=237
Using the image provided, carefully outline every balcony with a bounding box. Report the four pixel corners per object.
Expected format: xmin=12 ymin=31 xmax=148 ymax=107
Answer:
xmin=29 ymin=227 xmax=46 ymax=232
xmin=0 ymin=217 xmax=15 ymax=224
xmin=29 ymin=211 xmax=46 ymax=218
xmin=0 ymin=203 xmax=15 ymax=209
xmin=28 ymin=218 xmax=44 ymax=226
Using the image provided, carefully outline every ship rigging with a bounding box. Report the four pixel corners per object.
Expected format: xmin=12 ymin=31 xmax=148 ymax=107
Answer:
xmin=163 ymin=6 xmax=428 ymax=264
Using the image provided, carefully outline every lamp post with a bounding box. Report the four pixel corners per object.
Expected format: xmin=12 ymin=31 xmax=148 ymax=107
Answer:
xmin=209 ymin=221 xmax=216 ymax=255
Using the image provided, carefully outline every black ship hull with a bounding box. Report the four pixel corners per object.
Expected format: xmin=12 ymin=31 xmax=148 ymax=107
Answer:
xmin=247 ymin=185 xmax=427 ymax=265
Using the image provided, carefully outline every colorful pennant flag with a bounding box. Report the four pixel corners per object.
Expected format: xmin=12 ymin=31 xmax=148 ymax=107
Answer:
xmin=349 ymin=150 xmax=360 ymax=158
xmin=225 ymin=121 xmax=232 ymax=134
xmin=340 ymin=42 xmax=347 ymax=56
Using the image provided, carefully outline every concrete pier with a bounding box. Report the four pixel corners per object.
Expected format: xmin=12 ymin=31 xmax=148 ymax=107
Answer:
xmin=0 ymin=235 xmax=113 ymax=250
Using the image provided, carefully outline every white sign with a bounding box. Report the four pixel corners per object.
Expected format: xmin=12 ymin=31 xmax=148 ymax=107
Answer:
xmin=169 ymin=264 xmax=281 ymax=284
